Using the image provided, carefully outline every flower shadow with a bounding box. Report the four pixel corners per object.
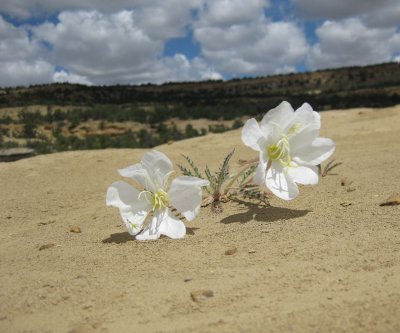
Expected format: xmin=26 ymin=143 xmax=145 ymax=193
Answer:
xmin=102 ymin=227 xmax=200 ymax=244
xmin=220 ymin=200 xmax=310 ymax=224
xmin=102 ymin=232 xmax=134 ymax=244
xmin=186 ymin=227 xmax=199 ymax=235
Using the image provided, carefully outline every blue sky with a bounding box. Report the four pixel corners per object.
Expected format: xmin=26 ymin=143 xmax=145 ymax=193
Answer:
xmin=0 ymin=0 xmax=399 ymax=87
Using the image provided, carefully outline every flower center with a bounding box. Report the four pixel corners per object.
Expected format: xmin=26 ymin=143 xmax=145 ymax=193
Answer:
xmin=267 ymin=136 xmax=291 ymax=166
xmin=150 ymin=189 xmax=170 ymax=210
xmin=266 ymin=124 xmax=301 ymax=167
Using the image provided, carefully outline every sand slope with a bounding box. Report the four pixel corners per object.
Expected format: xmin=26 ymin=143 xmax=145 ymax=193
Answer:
xmin=1 ymin=106 xmax=400 ymax=333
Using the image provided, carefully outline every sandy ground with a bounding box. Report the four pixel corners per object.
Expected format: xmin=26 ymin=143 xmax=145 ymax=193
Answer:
xmin=1 ymin=105 xmax=400 ymax=333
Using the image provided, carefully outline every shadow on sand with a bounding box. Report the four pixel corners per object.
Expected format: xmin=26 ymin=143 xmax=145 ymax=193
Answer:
xmin=102 ymin=227 xmax=199 ymax=244
xmin=220 ymin=200 xmax=310 ymax=224
xmin=102 ymin=232 xmax=134 ymax=244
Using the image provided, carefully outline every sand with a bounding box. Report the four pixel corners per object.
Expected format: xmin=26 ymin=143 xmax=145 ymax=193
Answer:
xmin=1 ymin=105 xmax=400 ymax=333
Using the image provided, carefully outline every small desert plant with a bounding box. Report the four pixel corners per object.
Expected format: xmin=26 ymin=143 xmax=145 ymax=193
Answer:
xmin=320 ymin=159 xmax=342 ymax=177
xmin=178 ymin=149 xmax=269 ymax=213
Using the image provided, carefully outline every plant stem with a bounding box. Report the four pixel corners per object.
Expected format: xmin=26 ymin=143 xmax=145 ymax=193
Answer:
xmin=223 ymin=161 xmax=258 ymax=194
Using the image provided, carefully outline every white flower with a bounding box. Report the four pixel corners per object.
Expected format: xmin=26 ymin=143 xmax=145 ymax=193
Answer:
xmin=241 ymin=101 xmax=335 ymax=200
xmin=106 ymin=150 xmax=209 ymax=240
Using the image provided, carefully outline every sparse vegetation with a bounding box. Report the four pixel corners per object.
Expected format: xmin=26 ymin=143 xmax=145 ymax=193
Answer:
xmin=1 ymin=62 xmax=399 ymax=154
xmin=0 ymin=103 xmax=243 ymax=152
xmin=178 ymin=150 xmax=269 ymax=213
xmin=320 ymin=160 xmax=343 ymax=177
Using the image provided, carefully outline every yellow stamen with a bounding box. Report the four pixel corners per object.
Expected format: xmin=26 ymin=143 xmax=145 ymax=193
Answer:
xmin=268 ymin=136 xmax=291 ymax=164
xmin=266 ymin=123 xmax=301 ymax=167
xmin=150 ymin=189 xmax=170 ymax=210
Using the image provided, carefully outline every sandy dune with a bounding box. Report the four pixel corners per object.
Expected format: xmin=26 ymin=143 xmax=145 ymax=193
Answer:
xmin=1 ymin=105 xmax=400 ymax=333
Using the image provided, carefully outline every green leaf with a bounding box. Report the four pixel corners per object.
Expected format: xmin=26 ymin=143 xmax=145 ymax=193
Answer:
xmin=215 ymin=149 xmax=235 ymax=191
xmin=238 ymin=164 xmax=256 ymax=186
xmin=180 ymin=154 xmax=203 ymax=178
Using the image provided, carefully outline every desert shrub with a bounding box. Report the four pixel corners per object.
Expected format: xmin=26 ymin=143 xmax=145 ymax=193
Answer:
xmin=22 ymin=122 xmax=37 ymax=138
xmin=0 ymin=140 xmax=19 ymax=148
xmin=27 ymin=139 xmax=53 ymax=154
xmin=232 ymin=119 xmax=243 ymax=129
xmin=185 ymin=124 xmax=199 ymax=138
xmin=0 ymin=115 xmax=12 ymax=124
xmin=138 ymin=128 xmax=155 ymax=147
xmin=209 ymin=124 xmax=229 ymax=133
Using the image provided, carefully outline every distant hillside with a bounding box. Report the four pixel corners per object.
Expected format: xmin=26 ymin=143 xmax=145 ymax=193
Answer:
xmin=1 ymin=62 xmax=399 ymax=112
xmin=1 ymin=62 xmax=400 ymax=156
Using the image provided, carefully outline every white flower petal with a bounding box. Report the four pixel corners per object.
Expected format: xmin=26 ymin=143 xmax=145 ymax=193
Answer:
xmin=293 ymin=103 xmax=319 ymax=128
xmin=293 ymin=137 xmax=335 ymax=166
xmin=118 ymin=163 xmax=152 ymax=190
xmin=287 ymin=165 xmax=319 ymax=185
xmin=266 ymin=164 xmax=299 ymax=200
xmin=289 ymin=104 xmax=321 ymax=152
xmin=290 ymin=129 xmax=317 ymax=155
xmin=136 ymin=209 xmax=186 ymax=240
xmin=141 ymin=150 xmax=173 ymax=188
xmin=241 ymin=118 xmax=266 ymax=151
xmin=135 ymin=228 xmax=159 ymax=240
xmin=261 ymin=101 xmax=294 ymax=133
xmin=135 ymin=210 xmax=163 ymax=241
xmin=168 ymin=176 xmax=209 ymax=221
xmin=253 ymin=158 xmax=267 ymax=186
xmin=106 ymin=181 xmax=150 ymax=235
xmin=158 ymin=209 xmax=186 ymax=239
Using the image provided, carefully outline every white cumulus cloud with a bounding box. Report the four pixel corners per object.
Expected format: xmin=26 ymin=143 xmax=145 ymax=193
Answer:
xmin=0 ymin=16 xmax=54 ymax=86
xmin=1 ymin=0 xmax=133 ymax=18
xmin=0 ymin=60 xmax=54 ymax=87
xmin=32 ymin=10 xmax=161 ymax=81
xmin=194 ymin=0 xmax=308 ymax=76
xmin=1 ymin=0 xmax=399 ymax=87
xmin=31 ymin=10 xmax=221 ymax=85
xmin=308 ymin=18 xmax=400 ymax=70
xmin=292 ymin=0 xmax=400 ymax=29
xmin=292 ymin=0 xmax=394 ymax=20
xmin=53 ymin=70 xmax=92 ymax=85
xmin=198 ymin=0 xmax=270 ymax=27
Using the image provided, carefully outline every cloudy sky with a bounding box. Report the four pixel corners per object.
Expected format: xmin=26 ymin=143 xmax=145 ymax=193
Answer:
xmin=1 ymin=0 xmax=399 ymax=87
